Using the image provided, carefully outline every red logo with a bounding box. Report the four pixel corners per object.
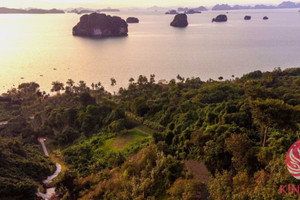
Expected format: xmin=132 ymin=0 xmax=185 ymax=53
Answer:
xmin=286 ymin=141 xmax=300 ymax=180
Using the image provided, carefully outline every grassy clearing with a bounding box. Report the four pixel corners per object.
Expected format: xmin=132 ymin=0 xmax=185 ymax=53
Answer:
xmin=102 ymin=128 xmax=152 ymax=152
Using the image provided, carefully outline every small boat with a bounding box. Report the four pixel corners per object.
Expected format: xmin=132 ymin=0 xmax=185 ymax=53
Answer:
xmin=20 ymin=77 xmax=24 ymax=79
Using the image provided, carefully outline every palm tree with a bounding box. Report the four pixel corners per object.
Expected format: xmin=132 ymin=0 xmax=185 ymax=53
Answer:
xmin=66 ymin=79 xmax=75 ymax=87
xmin=51 ymin=81 xmax=64 ymax=94
xmin=150 ymin=74 xmax=155 ymax=84
xmin=176 ymin=74 xmax=185 ymax=82
xmin=66 ymin=79 xmax=75 ymax=93
xmin=111 ymin=78 xmax=116 ymax=86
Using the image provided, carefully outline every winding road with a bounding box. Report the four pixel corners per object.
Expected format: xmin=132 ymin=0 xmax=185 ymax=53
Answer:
xmin=36 ymin=137 xmax=61 ymax=200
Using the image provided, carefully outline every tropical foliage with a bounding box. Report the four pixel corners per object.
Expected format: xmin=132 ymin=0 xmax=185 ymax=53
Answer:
xmin=0 ymin=68 xmax=300 ymax=199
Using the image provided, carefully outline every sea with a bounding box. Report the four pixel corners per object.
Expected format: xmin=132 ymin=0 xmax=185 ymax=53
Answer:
xmin=1 ymin=9 xmax=300 ymax=93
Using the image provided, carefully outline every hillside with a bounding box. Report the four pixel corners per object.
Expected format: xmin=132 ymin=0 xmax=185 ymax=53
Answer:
xmin=0 ymin=68 xmax=300 ymax=199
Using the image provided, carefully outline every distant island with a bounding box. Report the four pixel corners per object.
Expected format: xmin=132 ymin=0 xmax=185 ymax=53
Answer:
xmin=0 ymin=7 xmax=64 ymax=14
xmin=69 ymin=8 xmax=120 ymax=14
xmin=178 ymin=6 xmax=208 ymax=12
xmin=0 ymin=7 xmax=121 ymax=14
xmin=163 ymin=1 xmax=300 ymax=13
xmin=212 ymin=1 xmax=300 ymax=10
xmin=165 ymin=9 xmax=178 ymax=15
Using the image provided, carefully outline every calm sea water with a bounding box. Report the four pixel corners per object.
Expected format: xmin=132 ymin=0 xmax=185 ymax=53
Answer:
xmin=1 ymin=9 xmax=300 ymax=93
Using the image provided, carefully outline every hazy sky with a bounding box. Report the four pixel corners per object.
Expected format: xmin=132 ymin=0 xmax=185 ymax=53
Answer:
xmin=0 ymin=0 xmax=290 ymax=9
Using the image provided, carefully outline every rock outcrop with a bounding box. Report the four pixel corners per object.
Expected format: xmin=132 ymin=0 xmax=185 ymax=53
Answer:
xmin=244 ymin=16 xmax=251 ymax=20
xmin=263 ymin=16 xmax=269 ymax=20
xmin=72 ymin=13 xmax=128 ymax=37
xmin=170 ymin=14 xmax=188 ymax=27
xmin=126 ymin=17 xmax=139 ymax=23
xmin=212 ymin=15 xmax=228 ymax=22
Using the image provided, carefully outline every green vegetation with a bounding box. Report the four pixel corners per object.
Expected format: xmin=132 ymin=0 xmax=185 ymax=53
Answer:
xmin=63 ymin=128 xmax=152 ymax=176
xmin=0 ymin=137 xmax=54 ymax=199
xmin=0 ymin=68 xmax=300 ymax=199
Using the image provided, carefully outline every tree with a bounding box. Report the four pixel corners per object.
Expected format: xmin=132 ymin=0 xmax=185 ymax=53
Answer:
xmin=66 ymin=79 xmax=75 ymax=93
xmin=66 ymin=79 xmax=74 ymax=87
xmin=16 ymin=82 xmax=40 ymax=101
xmin=137 ymin=75 xmax=148 ymax=85
xmin=176 ymin=74 xmax=185 ymax=82
xmin=78 ymin=80 xmax=88 ymax=93
xmin=18 ymin=82 xmax=40 ymax=95
xmin=79 ymin=93 xmax=95 ymax=106
xmin=131 ymin=97 xmax=149 ymax=116
xmin=251 ymin=99 xmax=300 ymax=147
xmin=51 ymin=81 xmax=64 ymax=94
xmin=111 ymin=78 xmax=116 ymax=86
xmin=129 ymin=78 xmax=135 ymax=84
xmin=118 ymin=87 xmax=124 ymax=95
xmin=95 ymin=82 xmax=102 ymax=91
xmin=208 ymin=170 xmax=233 ymax=200
xmin=168 ymin=178 xmax=208 ymax=200
xmin=150 ymin=74 xmax=156 ymax=84
xmin=225 ymin=134 xmax=253 ymax=171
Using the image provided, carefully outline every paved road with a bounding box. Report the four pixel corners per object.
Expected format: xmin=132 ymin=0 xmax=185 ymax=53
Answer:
xmin=38 ymin=137 xmax=49 ymax=157
xmin=36 ymin=137 xmax=61 ymax=200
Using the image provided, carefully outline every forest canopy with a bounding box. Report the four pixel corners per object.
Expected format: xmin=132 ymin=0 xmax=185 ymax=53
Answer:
xmin=0 ymin=67 xmax=299 ymax=199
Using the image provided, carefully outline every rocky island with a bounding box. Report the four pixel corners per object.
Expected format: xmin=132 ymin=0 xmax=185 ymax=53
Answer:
xmin=72 ymin=13 xmax=128 ymax=37
xmin=170 ymin=14 xmax=188 ymax=27
xmin=126 ymin=17 xmax=139 ymax=23
xmin=244 ymin=15 xmax=251 ymax=20
xmin=212 ymin=14 xmax=228 ymax=22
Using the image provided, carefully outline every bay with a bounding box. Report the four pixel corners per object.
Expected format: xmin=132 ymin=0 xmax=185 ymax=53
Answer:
xmin=0 ymin=9 xmax=300 ymax=93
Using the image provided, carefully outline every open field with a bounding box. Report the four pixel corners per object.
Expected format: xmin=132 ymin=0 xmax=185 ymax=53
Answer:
xmin=102 ymin=127 xmax=152 ymax=151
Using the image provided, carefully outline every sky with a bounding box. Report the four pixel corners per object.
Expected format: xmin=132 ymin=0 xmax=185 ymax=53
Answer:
xmin=0 ymin=0 xmax=291 ymax=9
